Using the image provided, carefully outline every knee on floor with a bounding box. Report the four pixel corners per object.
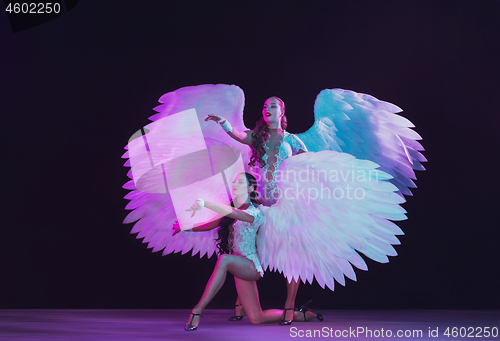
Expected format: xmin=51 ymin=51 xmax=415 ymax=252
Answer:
xmin=247 ymin=313 xmax=264 ymax=324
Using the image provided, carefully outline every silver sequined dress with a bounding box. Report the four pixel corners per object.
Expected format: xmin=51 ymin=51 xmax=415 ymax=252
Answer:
xmin=251 ymin=131 xmax=307 ymax=206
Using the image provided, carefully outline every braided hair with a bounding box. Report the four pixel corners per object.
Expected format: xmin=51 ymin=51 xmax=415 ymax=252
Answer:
xmin=215 ymin=173 xmax=258 ymax=255
xmin=249 ymin=97 xmax=287 ymax=168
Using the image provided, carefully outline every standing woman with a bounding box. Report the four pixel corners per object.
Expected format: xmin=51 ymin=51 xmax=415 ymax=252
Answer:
xmin=172 ymin=173 xmax=320 ymax=331
xmin=206 ymin=96 xmax=307 ymax=325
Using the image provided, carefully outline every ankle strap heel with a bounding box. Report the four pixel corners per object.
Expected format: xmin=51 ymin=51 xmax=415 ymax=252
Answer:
xmin=279 ymin=307 xmax=297 ymax=325
xmin=299 ymin=300 xmax=323 ymax=322
xmin=185 ymin=312 xmax=204 ymax=331
xmin=228 ymin=304 xmax=244 ymax=321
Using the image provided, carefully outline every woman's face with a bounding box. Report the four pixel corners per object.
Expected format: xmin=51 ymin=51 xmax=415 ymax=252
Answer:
xmin=262 ymin=97 xmax=283 ymax=124
xmin=231 ymin=173 xmax=252 ymax=197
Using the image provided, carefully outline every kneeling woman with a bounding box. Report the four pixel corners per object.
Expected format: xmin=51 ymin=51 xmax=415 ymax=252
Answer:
xmin=172 ymin=173 xmax=321 ymax=331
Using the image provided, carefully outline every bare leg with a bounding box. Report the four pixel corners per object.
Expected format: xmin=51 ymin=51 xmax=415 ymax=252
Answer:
xmin=234 ymin=277 xmax=316 ymax=324
xmin=282 ymin=276 xmax=300 ymax=322
xmin=186 ymin=254 xmax=317 ymax=329
xmin=235 ymin=277 xmax=284 ymax=324
xmin=186 ymin=255 xmax=261 ymax=328
xmin=234 ymin=296 xmax=244 ymax=316
xmin=228 ymin=295 xmax=244 ymax=320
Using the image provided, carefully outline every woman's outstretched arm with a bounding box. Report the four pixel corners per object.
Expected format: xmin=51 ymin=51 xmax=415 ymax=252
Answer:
xmin=174 ymin=199 xmax=255 ymax=235
xmin=203 ymin=201 xmax=255 ymax=223
xmin=187 ymin=199 xmax=255 ymax=223
xmin=227 ymin=129 xmax=254 ymax=146
xmin=172 ymin=217 xmax=222 ymax=235
xmin=205 ymin=115 xmax=254 ymax=146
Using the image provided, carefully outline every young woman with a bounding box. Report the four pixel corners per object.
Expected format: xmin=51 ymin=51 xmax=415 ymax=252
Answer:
xmin=172 ymin=173 xmax=321 ymax=331
xmin=206 ymin=96 xmax=307 ymax=325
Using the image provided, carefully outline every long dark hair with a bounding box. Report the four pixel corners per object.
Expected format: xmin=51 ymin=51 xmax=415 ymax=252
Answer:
xmin=249 ymin=97 xmax=287 ymax=168
xmin=215 ymin=173 xmax=258 ymax=255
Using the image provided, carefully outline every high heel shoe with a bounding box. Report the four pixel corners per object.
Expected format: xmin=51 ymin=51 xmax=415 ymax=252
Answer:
xmin=184 ymin=312 xmax=204 ymax=331
xmin=299 ymin=300 xmax=323 ymax=322
xmin=279 ymin=307 xmax=297 ymax=325
xmin=228 ymin=303 xmax=244 ymax=321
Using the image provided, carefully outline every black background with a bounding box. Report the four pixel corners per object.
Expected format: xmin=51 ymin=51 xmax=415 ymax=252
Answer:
xmin=1 ymin=0 xmax=499 ymax=309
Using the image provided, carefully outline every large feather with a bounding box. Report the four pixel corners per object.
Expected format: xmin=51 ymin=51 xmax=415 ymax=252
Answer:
xmin=122 ymin=84 xmax=251 ymax=257
xmin=257 ymin=151 xmax=406 ymax=291
xmin=297 ymin=89 xmax=426 ymax=196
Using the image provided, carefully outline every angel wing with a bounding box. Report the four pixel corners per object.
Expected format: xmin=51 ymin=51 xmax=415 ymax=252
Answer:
xmin=122 ymin=84 xmax=251 ymax=258
xmin=297 ymin=89 xmax=426 ymax=196
xmin=256 ymin=150 xmax=407 ymax=291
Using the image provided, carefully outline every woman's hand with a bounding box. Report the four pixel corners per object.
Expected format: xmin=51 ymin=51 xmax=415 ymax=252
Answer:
xmin=186 ymin=199 xmax=205 ymax=217
xmin=172 ymin=221 xmax=181 ymax=236
xmin=205 ymin=115 xmax=225 ymax=124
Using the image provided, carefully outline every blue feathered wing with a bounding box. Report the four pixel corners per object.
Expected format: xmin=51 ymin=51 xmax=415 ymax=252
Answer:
xmin=297 ymin=89 xmax=426 ymax=196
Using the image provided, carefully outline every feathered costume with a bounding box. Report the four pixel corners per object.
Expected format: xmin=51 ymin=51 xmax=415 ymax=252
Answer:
xmin=122 ymin=84 xmax=425 ymax=291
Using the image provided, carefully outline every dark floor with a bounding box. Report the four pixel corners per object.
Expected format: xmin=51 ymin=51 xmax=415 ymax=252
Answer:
xmin=1 ymin=309 xmax=499 ymax=340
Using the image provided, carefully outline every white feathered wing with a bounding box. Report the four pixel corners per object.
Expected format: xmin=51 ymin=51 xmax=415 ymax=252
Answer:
xmin=256 ymin=151 xmax=407 ymax=291
xmin=122 ymin=84 xmax=251 ymax=258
